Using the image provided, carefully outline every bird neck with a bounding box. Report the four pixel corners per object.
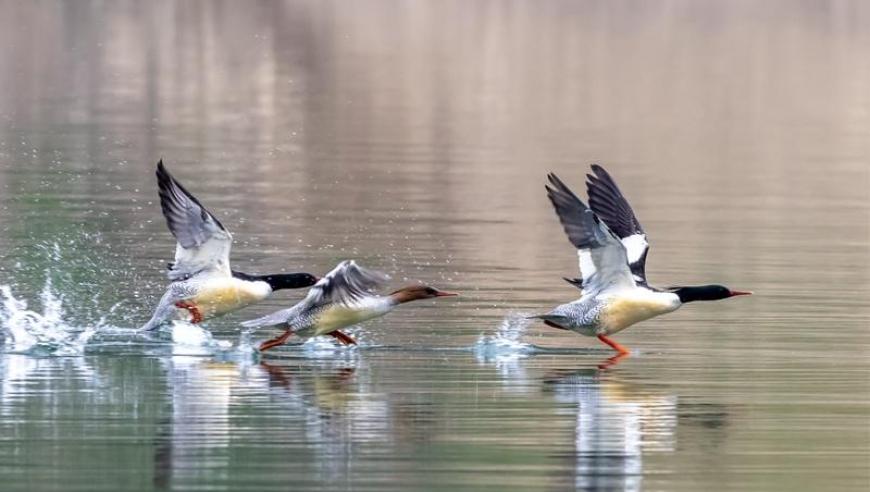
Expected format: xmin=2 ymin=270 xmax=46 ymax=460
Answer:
xmin=233 ymin=271 xmax=316 ymax=291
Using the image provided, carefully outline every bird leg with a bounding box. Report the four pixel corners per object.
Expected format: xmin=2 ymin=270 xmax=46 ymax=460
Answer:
xmin=597 ymin=352 xmax=629 ymax=370
xmin=259 ymin=329 xmax=294 ymax=352
xmin=597 ymin=334 xmax=630 ymax=355
xmin=328 ymin=330 xmax=357 ymax=346
xmin=259 ymin=362 xmax=293 ymax=389
xmin=174 ymin=301 xmax=203 ymax=324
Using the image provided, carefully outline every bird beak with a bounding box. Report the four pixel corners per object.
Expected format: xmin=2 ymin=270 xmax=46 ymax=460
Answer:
xmin=729 ymin=290 xmax=753 ymax=297
xmin=434 ymin=291 xmax=459 ymax=297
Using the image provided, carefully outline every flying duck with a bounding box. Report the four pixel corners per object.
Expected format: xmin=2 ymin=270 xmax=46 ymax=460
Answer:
xmin=243 ymin=260 xmax=457 ymax=351
xmin=533 ymin=165 xmax=751 ymax=354
xmin=139 ymin=160 xmax=319 ymax=331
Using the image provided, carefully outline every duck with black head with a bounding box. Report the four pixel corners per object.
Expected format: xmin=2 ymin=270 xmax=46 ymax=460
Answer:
xmin=139 ymin=160 xmax=319 ymax=332
xmin=531 ymin=165 xmax=751 ymax=355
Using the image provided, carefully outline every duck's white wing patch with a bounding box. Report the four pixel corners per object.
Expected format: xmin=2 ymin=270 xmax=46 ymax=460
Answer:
xmin=621 ymin=233 xmax=648 ymax=265
xmin=578 ymin=250 xmax=596 ymax=283
xmin=575 ymin=240 xmax=636 ymax=289
xmin=621 ymin=233 xmax=649 ymax=283
xmin=586 ymin=165 xmax=651 ymax=285
xmin=156 ymin=161 xmax=233 ymax=280
xmin=547 ymin=173 xmax=635 ymax=293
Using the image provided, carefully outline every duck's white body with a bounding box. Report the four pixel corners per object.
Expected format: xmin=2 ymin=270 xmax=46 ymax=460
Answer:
xmin=597 ymin=290 xmax=681 ymax=334
xmin=242 ymin=261 xmax=394 ymax=341
xmin=140 ymin=161 xmax=316 ymax=331
xmin=177 ymin=276 xmax=273 ymax=321
xmin=537 ymin=167 xmax=749 ymax=354
xmin=295 ymin=296 xmax=396 ymax=338
xmin=142 ymin=274 xmax=274 ymax=329
xmin=245 ymin=260 xmax=457 ymax=351
xmin=549 ymin=288 xmax=681 ymax=337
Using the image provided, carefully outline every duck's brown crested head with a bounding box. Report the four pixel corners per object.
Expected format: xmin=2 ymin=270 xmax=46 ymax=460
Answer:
xmin=389 ymin=285 xmax=459 ymax=304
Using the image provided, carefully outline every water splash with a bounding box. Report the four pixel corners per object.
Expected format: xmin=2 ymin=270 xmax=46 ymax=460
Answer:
xmin=233 ymin=327 xmax=259 ymax=359
xmin=300 ymin=333 xmax=361 ymax=359
xmin=473 ymin=312 xmax=538 ymax=363
xmin=0 ymin=279 xmax=103 ymax=355
xmin=132 ymin=321 xmax=234 ymax=358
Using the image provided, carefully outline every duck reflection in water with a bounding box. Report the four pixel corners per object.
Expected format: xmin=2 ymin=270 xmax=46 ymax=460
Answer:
xmin=153 ymin=356 xmax=381 ymax=487
xmin=258 ymin=361 xmax=395 ymax=482
xmin=259 ymin=361 xmax=357 ymax=416
xmin=543 ymin=366 xmax=677 ymax=492
xmin=153 ymin=356 xmax=241 ymax=489
xmin=258 ymin=361 xmax=438 ymax=484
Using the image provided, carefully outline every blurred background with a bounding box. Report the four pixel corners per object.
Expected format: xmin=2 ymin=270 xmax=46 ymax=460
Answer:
xmin=0 ymin=1 xmax=867 ymax=491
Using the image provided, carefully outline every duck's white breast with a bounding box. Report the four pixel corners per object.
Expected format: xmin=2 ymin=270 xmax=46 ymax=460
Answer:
xmin=190 ymin=278 xmax=272 ymax=318
xmin=311 ymin=297 xmax=394 ymax=336
xmin=598 ymin=290 xmax=681 ymax=335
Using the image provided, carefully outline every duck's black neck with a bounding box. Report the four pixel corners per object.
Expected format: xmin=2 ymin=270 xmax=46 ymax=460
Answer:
xmin=232 ymin=271 xmax=318 ymax=291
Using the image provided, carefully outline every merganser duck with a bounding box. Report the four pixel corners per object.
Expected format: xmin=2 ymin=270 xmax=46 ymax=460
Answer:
xmin=243 ymin=260 xmax=457 ymax=351
xmin=533 ymin=165 xmax=751 ymax=354
xmin=139 ymin=161 xmax=319 ymax=331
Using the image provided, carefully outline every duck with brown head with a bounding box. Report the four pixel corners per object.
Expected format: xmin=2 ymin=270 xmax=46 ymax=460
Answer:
xmin=242 ymin=260 xmax=458 ymax=351
xmin=389 ymin=285 xmax=459 ymax=304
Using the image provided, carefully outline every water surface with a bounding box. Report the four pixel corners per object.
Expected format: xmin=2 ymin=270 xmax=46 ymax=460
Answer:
xmin=0 ymin=2 xmax=868 ymax=491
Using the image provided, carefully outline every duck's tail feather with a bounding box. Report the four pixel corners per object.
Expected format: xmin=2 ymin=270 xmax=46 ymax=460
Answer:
xmin=526 ymin=314 xmax=571 ymax=330
xmin=139 ymin=319 xmax=162 ymax=332
xmin=139 ymin=290 xmax=181 ymax=332
xmin=563 ymin=277 xmax=584 ymax=290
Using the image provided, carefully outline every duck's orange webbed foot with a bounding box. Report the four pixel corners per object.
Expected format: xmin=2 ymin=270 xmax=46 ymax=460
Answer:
xmin=259 ymin=329 xmax=293 ymax=352
xmin=597 ymin=334 xmax=630 ymax=355
xmin=174 ymin=301 xmax=203 ymax=324
xmin=328 ymin=330 xmax=357 ymax=346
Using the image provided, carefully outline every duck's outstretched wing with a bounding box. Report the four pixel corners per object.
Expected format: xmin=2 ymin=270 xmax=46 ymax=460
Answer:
xmin=304 ymin=260 xmax=389 ymax=308
xmin=586 ymin=164 xmax=650 ymax=286
xmin=240 ymin=260 xmax=389 ymax=329
xmin=546 ymin=173 xmax=635 ymax=293
xmin=156 ymin=160 xmax=233 ymax=280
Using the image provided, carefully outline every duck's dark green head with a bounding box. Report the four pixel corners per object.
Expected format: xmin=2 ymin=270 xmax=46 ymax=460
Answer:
xmin=264 ymin=273 xmax=319 ymax=290
xmin=672 ymin=285 xmax=752 ymax=303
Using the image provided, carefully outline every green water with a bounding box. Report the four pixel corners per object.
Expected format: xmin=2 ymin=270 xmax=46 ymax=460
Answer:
xmin=0 ymin=1 xmax=868 ymax=491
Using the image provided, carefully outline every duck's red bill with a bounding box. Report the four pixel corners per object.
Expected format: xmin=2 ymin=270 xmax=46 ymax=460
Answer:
xmin=435 ymin=291 xmax=459 ymax=297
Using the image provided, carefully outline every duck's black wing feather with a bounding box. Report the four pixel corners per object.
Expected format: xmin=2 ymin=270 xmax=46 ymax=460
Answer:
xmin=156 ymin=160 xmax=232 ymax=280
xmin=585 ymin=164 xmax=650 ymax=286
xmin=546 ymin=173 xmax=635 ymax=293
